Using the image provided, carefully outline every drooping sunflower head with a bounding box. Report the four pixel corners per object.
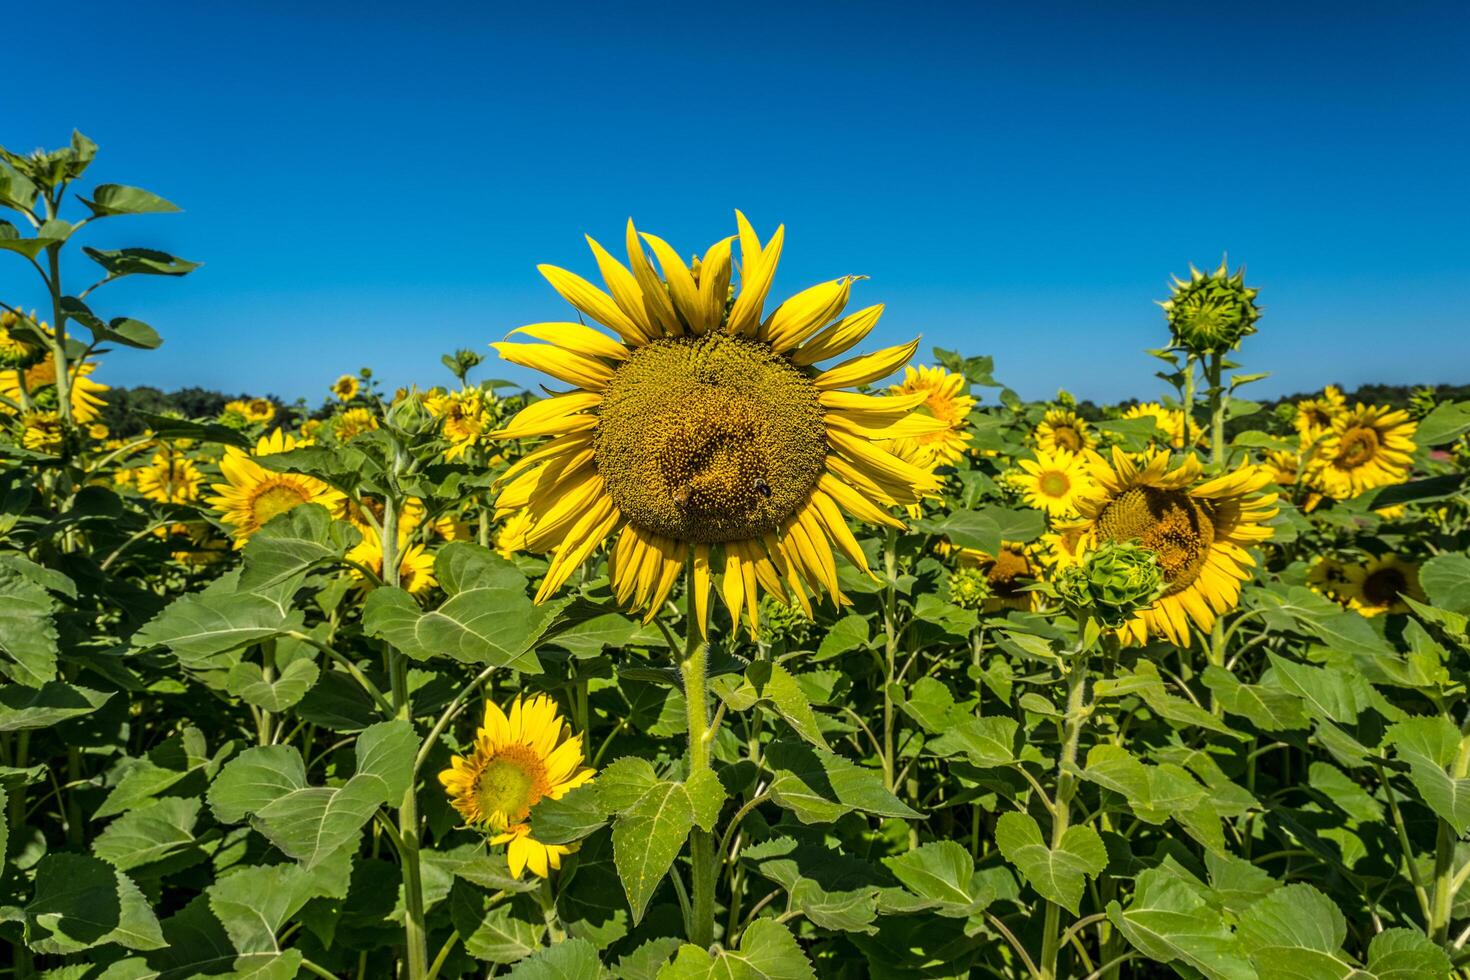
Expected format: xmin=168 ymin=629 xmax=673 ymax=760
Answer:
xmin=881 ymin=365 xmax=975 ymax=468
xmin=1012 ymin=447 xmax=1094 ymax=517
xmin=1342 ymin=554 xmax=1425 ymax=618
xmin=1160 ymin=259 xmax=1261 ymax=354
xmin=0 ymin=310 xmax=45 ymax=367
xmin=332 ymin=374 xmax=360 ymax=401
xmin=1305 ymin=404 xmax=1417 ymax=501
xmin=1034 ymin=408 xmax=1094 ymax=455
xmin=438 ymin=694 xmax=595 ymax=878
xmin=1076 ymin=447 xmax=1277 ymax=646
xmin=489 ymin=213 xmax=942 ymax=635
xmin=207 ymin=430 xmax=344 ymax=546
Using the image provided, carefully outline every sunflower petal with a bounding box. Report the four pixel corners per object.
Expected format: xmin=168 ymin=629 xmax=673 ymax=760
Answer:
xmin=537 ymin=264 xmax=646 ymax=345
xmin=814 ymin=338 xmax=921 ymax=390
xmin=491 ymin=342 xmax=614 ymax=391
xmin=727 ymin=223 xmax=785 ymax=337
xmin=508 ymin=322 xmax=630 ymax=362
xmin=792 ymin=304 xmax=885 ymax=366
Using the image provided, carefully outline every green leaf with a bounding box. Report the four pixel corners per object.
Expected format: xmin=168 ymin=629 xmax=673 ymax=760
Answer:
xmin=80 ymin=184 xmax=182 ymax=216
xmin=133 ymin=410 xmax=251 ymax=448
xmin=993 ymin=811 xmax=1106 ymax=914
xmin=1421 ymin=554 xmax=1470 ymax=614
xmin=896 ymin=676 xmax=957 ymax=733
xmin=225 ymin=658 xmax=319 ymax=712
xmin=882 ymin=840 xmax=1014 ymax=918
xmin=926 ymin=715 xmax=1017 ymax=767
xmin=238 ymin=502 xmax=360 ymax=593
xmin=82 ymin=246 xmax=201 ymax=277
xmin=528 ymin=782 xmax=607 ymax=846
xmin=596 ymin=757 xmax=660 ymax=814
xmin=814 ymin=613 xmax=868 ymax=660
xmin=25 ymin=853 xmax=165 ymax=954
xmin=505 ymin=936 xmax=601 ymax=979
xmin=1266 ymin=655 xmax=1372 ymax=725
xmin=1201 ymin=666 xmax=1308 ymax=731
xmin=134 ymin=585 xmax=303 ymax=670
xmin=658 ymin=918 xmax=815 ymax=980
xmin=1364 ymin=928 xmax=1453 ymax=979
xmin=1107 ymin=867 xmax=1254 ymax=980
xmin=685 ymin=768 xmax=725 ymax=833
xmin=741 ymin=837 xmax=888 ymax=934
xmin=712 ymin=661 xmax=827 ymax=748
xmin=207 ymin=860 xmax=345 ymax=954
xmin=0 ymin=681 xmax=111 ymax=731
xmin=765 ymin=739 xmax=920 ymax=824
xmin=1234 ymin=883 xmax=1352 ymax=979
xmin=938 ymin=506 xmax=1045 ymax=556
xmin=546 ymin=611 xmax=642 ymax=657
xmin=92 ymin=797 xmax=199 ymax=872
xmin=612 ymin=779 xmax=695 ymax=923
xmin=1384 ymin=716 xmax=1470 ymax=834
xmin=1416 ymin=400 xmax=1470 ymax=446
xmin=0 ymin=224 xmax=64 ymax=260
xmin=0 ymin=566 xmax=59 ymax=686
xmin=58 ymin=296 xmax=163 ymax=349
xmin=450 ymin=884 xmax=543 ymax=964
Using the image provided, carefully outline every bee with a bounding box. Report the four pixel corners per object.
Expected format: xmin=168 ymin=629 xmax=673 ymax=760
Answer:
xmin=753 ymin=478 xmax=772 ymax=498
xmin=672 ymin=486 xmax=692 ymax=506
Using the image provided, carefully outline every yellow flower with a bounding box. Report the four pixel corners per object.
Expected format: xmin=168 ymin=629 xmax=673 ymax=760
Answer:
xmin=341 ymin=496 xmax=426 ymax=537
xmin=1012 ymin=448 xmax=1094 ymax=517
xmin=439 ymin=694 xmax=595 ymax=878
xmin=331 ymin=374 xmax=360 ymax=401
xmin=1341 ymin=554 xmax=1424 ymax=617
xmin=347 ymin=526 xmax=436 ymax=595
xmin=1037 ymin=522 xmax=1088 ymax=571
xmin=1304 ymin=405 xmax=1416 ymax=501
xmin=1121 ymin=402 xmax=1202 ymax=450
xmin=1294 ymin=385 xmax=1345 ymax=443
xmin=0 ymin=311 xmax=44 ymax=363
xmin=880 ymin=365 xmax=975 ymax=468
xmin=334 ymin=407 xmax=379 ymax=440
xmin=1263 ymin=450 xmax=1299 ymax=486
xmin=430 ymin=513 xmax=473 ymax=541
xmin=1075 ymin=448 xmax=1278 ymax=646
xmin=944 ymin=541 xmax=1041 ymax=612
xmin=136 ymin=451 xmax=203 ymax=504
xmin=87 ymin=423 xmax=109 ymax=441
xmin=1306 ymin=556 xmax=1353 ymax=604
xmin=489 ymin=212 xmax=941 ymax=635
xmin=20 ymin=410 xmax=64 ymax=453
xmin=495 ymin=511 xmax=534 ymax=559
xmin=426 ymin=388 xmax=495 ymax=461
xmin=1034 ymin=408 xmax=1095 ymax=455
xmin=299 ymin=419 xmax=323 ymax=441
xmin=207 ymin=430 xmax=343 ymax=546
xmin=0 ymin=356 xmax=108 ymax=424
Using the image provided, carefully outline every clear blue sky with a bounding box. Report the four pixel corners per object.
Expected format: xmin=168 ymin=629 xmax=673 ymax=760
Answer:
xmin=5 ymin=1 xmax=1467 ymax=405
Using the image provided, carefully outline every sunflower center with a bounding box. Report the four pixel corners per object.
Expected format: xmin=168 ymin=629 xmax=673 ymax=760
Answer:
xmin=1039 ymin=470 xmax=1071 ymax=498
xmin=1095 ymin=486 xmax=1216 ymax=595
xmin=251 ymin=482 xmax=312 ymax=527
xmin=1053 ymin=426 xmax=1082 ymax=452
xmin=594 ymin=334 xmax=827 ymax=543
xmin=1361 ymin=567 xmax=1407 ymax=607
xmin=474 ymin=744 xmax=549 ymax=827
xmin=988 ymin=548 xmax=1032 ymax=599
xmin=1336 ymin=427 xmax=1379 ymax=468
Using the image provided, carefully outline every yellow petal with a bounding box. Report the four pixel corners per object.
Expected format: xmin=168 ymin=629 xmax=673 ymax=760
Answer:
xmin=535 ymin=501 xmax=620 ymax=603
xmin=764 ymin=278 xmax=852 ymax=352
xmin=791 ymin=304 xmax=885 ymax=366
xmin=537 ymin=264 xmax=646 ymax=345
xmin=814 ymin=338 xmax=921 ymax=391
xmin=508 ymin=322 xmax=629 ymax=362
xmin=727 ymin=224 xmax=785 ymax=337
xmin=625 ymin=219 xmax=681 ymax=338
xmin=493 ymin=392 xmax=603 ymax=440
xmin=491 ymin=342 xmax=613 ymax=392
xmin=692 ymin=543 xmax=711 ymax=638
xmin=695 ymin=236 xmax=734 ymax=335
xmin=641 ymin=232 xmax=702 ymax=335
xmin=585 ymin=236 xmax=653 ymax=342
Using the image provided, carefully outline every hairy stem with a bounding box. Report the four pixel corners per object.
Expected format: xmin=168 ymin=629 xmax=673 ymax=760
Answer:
xmin=1040 ymin=622 xmax=1092 ymax=980
xmin=681 ymin=566 xmax=717 ymax=948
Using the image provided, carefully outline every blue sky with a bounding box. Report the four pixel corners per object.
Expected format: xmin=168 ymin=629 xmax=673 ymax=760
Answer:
xmin=4 ymin=1 xmax=1467 ymax=404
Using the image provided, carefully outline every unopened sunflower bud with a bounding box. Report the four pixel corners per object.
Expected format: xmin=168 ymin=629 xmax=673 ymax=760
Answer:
xmin=1160 ymin=260 xmax=1261 ymax=354
xmin=1053 ymin=539 xmax=1164 ymax=627
xmin=386 ymin=390 xmax=435 ymax=436
xmin=948 ymin=565 xmax=993 ymax=610
xmin=759 ymin=595 xmax=812 ymax=646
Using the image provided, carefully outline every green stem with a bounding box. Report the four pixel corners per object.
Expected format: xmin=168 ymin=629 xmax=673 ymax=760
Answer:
xmin=681 ymin=565 xmax=717 ymax=948
xmin=1040 ymin=621 xmax=1092 ymax=980
xmin=881 ymin=528 xmax=899 ymax=791
xmin=1179 ymin=355 xmax=1197 ymax=454
xmin=1206 ymin=351 xmax=1226 ymax=465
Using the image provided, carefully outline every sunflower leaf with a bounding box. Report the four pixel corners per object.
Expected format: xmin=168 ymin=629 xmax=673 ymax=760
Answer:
xmin=994 ymin=811 xmax=1107 ymax=915
xmin=611 ymin=779 xmax=695 ymax=923
xmin=657 ymin=918 xmax=815 ymax=980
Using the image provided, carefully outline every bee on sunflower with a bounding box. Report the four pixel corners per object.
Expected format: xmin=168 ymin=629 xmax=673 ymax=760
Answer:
xmin=487 ymin=212 xmax=943 ymax=634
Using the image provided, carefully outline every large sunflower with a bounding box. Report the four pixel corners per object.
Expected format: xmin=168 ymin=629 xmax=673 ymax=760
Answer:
xmin=489 ymin=213 xmax=941 ymax=634
xmin=207 ymin=430 xmax=343 ymax=546
xmin=1012 ymin=448 xmax=1094 ymax=517
xmin=881 ymin=365 xmax=975 ymax=468
xmin=1306 ymin=405 xmax=1416 ymax=500
xmin=439 ymin=694 xmax=595 ymax=878
xmin=1341 ymin=554 xmax=1424 ymax=617
xmin=1034 ymin=408 xmax=1095 ymax=455
xmin=1075 ymin=448 xmax=1277 ymax=646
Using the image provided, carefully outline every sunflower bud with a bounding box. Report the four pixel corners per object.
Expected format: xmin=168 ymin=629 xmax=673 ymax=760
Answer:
xmin=386 ymin=389 xmax=435 ymax=437
xmin=1160 ymin=260 xmax=1260 ymax=354
xmin=948 ymin=565 xmax=993 ymax=610
xmin=1053 ymin=539 xmax=1164 ymax=627
xmin=758 ymin=595 xmax=812 ymax=646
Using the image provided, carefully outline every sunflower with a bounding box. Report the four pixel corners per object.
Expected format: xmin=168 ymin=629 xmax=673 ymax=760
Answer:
xmin=1034 ymin=408 xmax=1095 ymax=455
xmin=334 ymin=407 xmax=380 ymax=440
xmin=1075 ymin=448 xmax=1277 ymax=646
xmin=1294 ymin=385 xmax=1345 ymax=442
xmin=207 ymin=430 xmax=343 ymax=546
xmin=341 ymin=496 xmax=426 ymax=537
xmin=1305 ymin=405 xmax=1416 ymax=501
xmin=947 ymin=542 xmax=1041 ymax=612
xmin=426 ymin=388 xmax=495 ymax=461
xmin=430 ymin=513 xmax=473 ymax=541
xmin=1306 ymin=556 xmax=1353 ymax=605
xmin=439 ymin=694 xmax=595 ymax=878
xmin=881 ymin=365 xmax=975 ymax=468
xmin=1122 ymin=402 xmax=1202 ymax=450
xmin=1341 ymin=554 xmax=1424 ymax=617
xmin=0 ymin=310 xmax=44 ymax=365
xmin=136 ymin=451 xmax=204 ymax=504
xmin=1012 ymin=448 xmax=1094 ymax=517
xmin=347 ymin=526 xmax=436 ymax=594
xmin=19 ymin=410 xmax=63 ymax=453
xmin=495 ymin=511 xmax=535 ymax=560
xmin=1263 ymin=450 xmax=1299 ymax=486
xmin=0 ymin=356 xmax=108 ymax=424
xmin=488 ymin=213 xmax=941 ymax=635
xmin=332 ymin=374 xmax=360 ymax=401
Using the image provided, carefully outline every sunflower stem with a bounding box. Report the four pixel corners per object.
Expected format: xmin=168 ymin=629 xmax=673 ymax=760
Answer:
xmin=881 ymin=527 xmax=899 ymax=791
xmin=1206 ymin=350 xmax=1227 ymax=465
xmin=1039 ymin=616 xmax=1092 ymax=980
xmin=681 ymin=564 xmax=717 ymax=948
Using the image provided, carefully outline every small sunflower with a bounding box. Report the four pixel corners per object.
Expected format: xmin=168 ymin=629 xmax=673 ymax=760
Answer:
xmin=1012 ymin=448 xmax=1094 ymax=517
xmin=332 ymin=374 xmax=360 ymax=401
xmin=207 ymin=430 xmax=343 ymax=546
xmin=947 ymin=542 xmax=1040 ymax=613
xmin=1036 ymin=522 xmax=1088 ymax=571
xmin=0 ymin=355 xmax=108 ymax=424
xmin=1342 ymin=554 xmax=1424 ymax=617
xmin=881 ymin=365 xmax=975 ymax=468
xmin=347 ymin=527 xmax=436 ymax=595
xmin=1075 ymin=448 xmax=1277 ymax=646
xmin=495 ymin=511 xmax=535 ymax=560
xmin=1294 ymin=385 xmax=1345 ymax=443
xmin=1263 ymin=450 xmax=1299 ymax=487
xmin=489 ymin=212 xmax=942 ymax=635
xmin=1034 ymin=408 xmax=1095 ymax=455
xmin=136 ymin=451 xmax=204 ymax=504
xmin=426 ymin=388 xmax=496 ymax=461
xmin=1122 ymin=402 xmax=1202 ymax=450
xmin=333 ymin=407 xmax=380 ymax=441
xmin=19 ymin=410 xmax=64 ymax=453
xmin=439 ymin=694 xmax=595 ymax=878
xmin=1305 ymin=405 xmax=1416 ymax=501
xmin=1306 ymin=556 xmax=1353 ymax=605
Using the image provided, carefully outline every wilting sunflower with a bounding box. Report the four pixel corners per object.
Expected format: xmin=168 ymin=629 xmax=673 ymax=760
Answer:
xmin=347 ymin=526 xmax=436 ymax=594
xmin=0 ymin=355 xmax=108 ymax=424
xmin=489 ymin=213 xmax=941 ymax=634
xmin=136 ymin=451 xmax=204 ymax=504
xmin=1341 ymin=554 xmax=1424 ymax=617
xmin=331 ymin=374 xmax=360 ymax=401
xmin=881 ymin=365 xmax=975 ymax=468
xmin=1011 ymin=448 xmax=1094 ymax=517
xmin=208 ymin=430 xmax=343 ymax=546
xmin=1306 ymin=404 xmax=1416 ymax=500
xmin=1122 ymin=402 xmax=1202 ymax=450
xmin=1075 ymin=448 xmax=1277 ymax=646
xmin=427 ymin=387 xmax=496 ymax=461
xmin=439 ymin=694 xmax=595 ymax=878
xmin=1294 ymin=385 xmax=1345 ymax=442
xmin=1034 ymin=408 xmax=1095 ymax=455
xmin=945 ymin=542 xmax=1041 ymax=612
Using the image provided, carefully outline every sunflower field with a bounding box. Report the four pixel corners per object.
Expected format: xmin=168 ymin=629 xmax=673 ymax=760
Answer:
xmin=4 ymin=135 xmax=1470 ymax=980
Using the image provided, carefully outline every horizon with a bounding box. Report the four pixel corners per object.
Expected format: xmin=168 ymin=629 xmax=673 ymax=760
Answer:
xmin=5 ymin=1 xmax=1468 ymax=404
